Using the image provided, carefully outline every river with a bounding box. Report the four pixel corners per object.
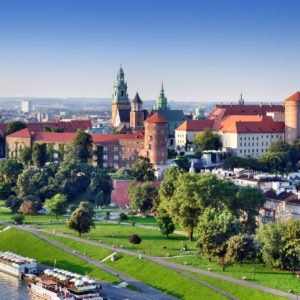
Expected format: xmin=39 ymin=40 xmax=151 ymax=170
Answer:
xmin=0 ymin=272 xmax=33 ymax=300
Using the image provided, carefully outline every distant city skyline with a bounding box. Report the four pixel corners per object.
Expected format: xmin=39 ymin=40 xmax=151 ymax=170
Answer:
xmin=0 ymin=0 xmax=300 ymax=101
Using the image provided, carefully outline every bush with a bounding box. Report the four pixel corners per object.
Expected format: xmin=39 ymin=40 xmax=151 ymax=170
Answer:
xmin=128 ymin=210 xmax=137 ymax=216
xmin=118 ymin=212 xmax=128 ymax=222
xmin=11 ymin=214 xmax=25 ymax=225
xmin=129 ymin=234 xmax=142 ymax=245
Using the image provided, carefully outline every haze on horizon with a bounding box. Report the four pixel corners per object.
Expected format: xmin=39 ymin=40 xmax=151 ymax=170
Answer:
xmin=0 ymin=0 xmax=300 ymax=102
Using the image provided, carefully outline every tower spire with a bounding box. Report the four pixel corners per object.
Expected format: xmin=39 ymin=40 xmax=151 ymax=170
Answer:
xmin=239 ymin=93 xmax=244 ymax=105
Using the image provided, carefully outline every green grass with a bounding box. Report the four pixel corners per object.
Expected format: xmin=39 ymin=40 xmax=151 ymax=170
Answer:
xmin=185 ymin=271 xmax=287 ymax=300
xmin=126 ymin=216 xmax=158 ymax=226
xmin=0 ymin=228 xmax=119 ymax=284
xmin=169 ymin=255 xmax=300 ymax=294
xmin=0 ymin=208 xmax=67 ymax=224
xmin=39 ymin=221 xmax=196 ymax=257
xmin=41 ymin=232 xmax=227 ymax=300
xmin=0 ymin=224 xmax=6 ymax=231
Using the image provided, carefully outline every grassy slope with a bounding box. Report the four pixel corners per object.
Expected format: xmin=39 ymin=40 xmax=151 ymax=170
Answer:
xmin=40 ymin=221 xmax=196 ymax=256
xmin=41 ymin=232 xmax=226 ymax=300
xmin=170 ymin=256 xmax=300 ymax=294
xmin=185 ymin=271 xmax=287 ymax=300
xmin=0 ymin=228 xmax=119 ymax=283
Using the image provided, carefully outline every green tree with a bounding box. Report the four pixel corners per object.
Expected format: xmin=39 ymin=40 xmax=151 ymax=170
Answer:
xmin=129 ymin=234 xmax=142 ymax=245
xmin=256 ymin=222 xmax=284 ymax=269
xmin=194 ymin=128 xmax=222 ymax=151
xmin=157 ymin=213 xmax=175 ymax=239
xmin=6 ymin=121 xmax=27 ymax=135
xmin=128 ymin=182 xmax=157 ymax=214
xmin=197 ymin=208 xmax=241 ymax=264
xmin=225 ymin=234 xmax=256 ymax=266
xmin=236 ymin=186 xmax=265 ymax=233
xmin=161 ymin=173 xmax=202 ymax=241
xmin=19 ymin=146 xmax=32 ymax=166
xmin=32 ymin=143 xmax=47 ymax=168
xmin=5 ymin=196 xmax=22 ymax=213
xmin=0 ymin=160 xmax=23 ymax=183
xmin=11 ymin=213 xmax=25 ymax=225
xmin=269 ymin=140 xmax=292 ymax=153
xmin=130 ymin=156 xmax=156 ymax=182
xmin=67 ymin=130 xmax=92 ymax=163
xmin=259 ymin=152 xmax=289 ymax=173
xmin=0 ymin=182 xmax=14 ymax=199
xmin=223 ymin=156 xmax=262 ymax=171
xmin=44 ymin=194 xmax=67 ymax=219
xmin=68 ymin=201 xmax=95 ymax=236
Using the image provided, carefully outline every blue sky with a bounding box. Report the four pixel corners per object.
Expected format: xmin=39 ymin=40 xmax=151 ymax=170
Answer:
xmin=0 ymin=0 xmax=299 ymax=101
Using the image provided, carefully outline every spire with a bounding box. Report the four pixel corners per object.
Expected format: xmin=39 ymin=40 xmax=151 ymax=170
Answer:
xmin=132 ymin=92 xmax=142 ymax=104
xmin=239 ymin=93 xmax=244 ymax=105
xmin=154 ymin=81 xmax=169 ymax=111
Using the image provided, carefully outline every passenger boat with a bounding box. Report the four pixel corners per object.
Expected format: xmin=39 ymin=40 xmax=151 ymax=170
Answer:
xmin=0 ymin=251 xmax=37 ymax=277
xmin=28 ymin=268 xmax=103 ymax=300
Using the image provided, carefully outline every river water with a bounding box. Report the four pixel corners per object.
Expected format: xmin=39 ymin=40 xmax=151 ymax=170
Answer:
xmin=0 ymin=272 xmax=33 ymax=300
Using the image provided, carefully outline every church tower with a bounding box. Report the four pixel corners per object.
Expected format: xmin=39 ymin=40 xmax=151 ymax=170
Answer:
xmin=111 ymin=66 xmax=130 ymax=127
xmin=154 ymin=82 xmax=170 ymax=111
xmin=130 ymin=92 xmax=144 ymax=132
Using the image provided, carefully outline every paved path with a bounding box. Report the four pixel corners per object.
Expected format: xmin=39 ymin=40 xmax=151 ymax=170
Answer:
xmin=36 ymin=227 xmax=297 ymax=300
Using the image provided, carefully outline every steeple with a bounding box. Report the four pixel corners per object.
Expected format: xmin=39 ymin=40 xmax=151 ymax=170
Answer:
xmin=112 ymin=66 xmax=129 ymax=104
xmin=131 ymin=92 xmax=143 ymax=111
xmin=239 ymin=93 xmax=244 ymax=105
xmin=154 ymin=81 xmax=170 ymax=111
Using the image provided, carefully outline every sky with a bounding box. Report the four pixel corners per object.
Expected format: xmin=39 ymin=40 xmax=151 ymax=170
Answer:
xmin=0 ymin=0 xmax=300 ymax=102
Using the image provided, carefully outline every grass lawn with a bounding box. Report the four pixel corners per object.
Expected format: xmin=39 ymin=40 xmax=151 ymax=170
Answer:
xmin=169 ymin=255 xmax=300 ymax=294
xmin=0 ymin=208 xmax=67 ymax=224
xmin=41 ymin=232 xmax=227 ymax=300
xmin=40 ymin=221 xmax=196 ymax=257
xmin=185 ymin=271 xmax=287 ymax=300
xmin=0 ymin=224 xmax=6 ymax=230
xmin=0 ymin=227 xmax=119 ymax=284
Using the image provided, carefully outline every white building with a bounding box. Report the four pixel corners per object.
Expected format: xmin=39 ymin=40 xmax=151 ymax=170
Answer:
xmin=21 ymin=100 xmax=32 ymax=113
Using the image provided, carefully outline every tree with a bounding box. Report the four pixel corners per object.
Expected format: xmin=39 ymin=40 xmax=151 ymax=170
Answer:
xmin=6 ymin=121 xmax=27 ymax=135
xmin=118 ymin=212 xmax=128 ymax=223
xmin=68 ymin=201 xmax=95 ymax=236
xmin=225 ymin=234 xmax=256 ymax=266
xmin=130 ymin=157 xmax=156 ymax=182
xmin=157 ymin=213 xmax=175 ymax=239
xmin=5 ymin=196 xmax=22 ymax=213
xmin=67 ymin=130 xmax=92 ymax=163
xmin=128 ymin=182 xmax=157 ymax=214
xmin=0 ymin=160 xmax=23 ymax=183
xmin=11 ymin=213 xmax=25 ymax=225
xmin=223 ymin=156 xmax=262 ymax=171
xmin=129 ymin=234 xmax=142 ymax=245
xmin=44 ymin=194 xmax=67 ymax=219
xmin=196 ymin=208 xmax=241 ymax=264
xmin=32 ymin=143 xmax=47 ymax=168
xmin=236 ymin=186 xmax=265 ymax=233
xmin=259 ymin=152 xmax=289 ymax=173
xmin=194 ymin=128 xmax=222 ymax=151
xmin=19 ymin=200 xmax=39 ymax=215
xmin=19 ymin=146 xmax=32 ymax=166
xmin=256 ymin=222 xmax=284 ymax=269
xmin=161 ymin=173 xmax=202 ymax=241
xmin=87 ymin=169 xmax=112 ymax=206
xmin=269 ymin=140 xmax=292 ymax=153
xmin=0 ymin=182 xmax=14 ymax=199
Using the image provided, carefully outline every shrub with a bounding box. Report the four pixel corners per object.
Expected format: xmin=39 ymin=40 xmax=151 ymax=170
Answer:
xmin=129 ymin=234 xmax=142 ymax=245
xmin=11 ymin=214 xmax=25 ymax=225
xmin=118 ymin=212 xmax=128 ymax=222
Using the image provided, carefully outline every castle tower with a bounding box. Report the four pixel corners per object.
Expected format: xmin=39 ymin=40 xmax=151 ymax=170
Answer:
xmin=284 ymin=91 xmax=300 ymax=144
xmin=111 ymin=66 xmax=130 ymax=127
xmin=239 ymin=93 xmax=244 ymax=105
xmin=154 ymin=82 xmax=170 ymax=111
xmin=130 ymin=92 xmax=144 ymax=132
xmin=144 ymin=112 xmax=168 ymax=166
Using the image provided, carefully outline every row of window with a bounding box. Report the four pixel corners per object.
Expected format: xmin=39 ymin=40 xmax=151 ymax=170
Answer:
xmin=239 ymin=135 xmax=282 ymax=141
xmin=239 ymin=148 xmax=268 ymax=154
xmin=240 ymin=142 xmax=269 ymax=147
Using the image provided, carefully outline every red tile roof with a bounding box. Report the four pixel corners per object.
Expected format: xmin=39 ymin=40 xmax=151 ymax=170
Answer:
xmin=220 ymin=116 xmax=284 ymax=134
xmin=33 ymin=132 xmax=77 ymax=143
xmin=285 ymin=91 xmax=300 ymax=102
xmin=176 ymin=120 xmax=214 ymax=131
xmin=7 ymin=128 xmax=32 ymax=138
xmin=144 ymin=113 xmax=167 ymax=123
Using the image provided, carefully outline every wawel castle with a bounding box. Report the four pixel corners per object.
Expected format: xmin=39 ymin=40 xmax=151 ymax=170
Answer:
xmin=3 ymin=66 xmax=300 ymax=172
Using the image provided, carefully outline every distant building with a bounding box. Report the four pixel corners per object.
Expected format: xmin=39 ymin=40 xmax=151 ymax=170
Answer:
xmin=21 ymin=100 xmax=32 ymax=113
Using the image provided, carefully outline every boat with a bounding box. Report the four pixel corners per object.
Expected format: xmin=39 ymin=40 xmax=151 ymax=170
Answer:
xmin=28 ymin=268 xmax=103 ymax=300
xmin=0 ymin=251 xmax=38 ymax=277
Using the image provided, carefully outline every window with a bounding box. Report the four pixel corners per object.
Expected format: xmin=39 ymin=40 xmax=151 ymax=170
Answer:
xmin=103 ymin=155 xmax=108 ymax=160
xmin=114 ymin=146 xmax=119 ymax=151
xmin=121 ymin=91 xmax=124 ymax=97
xmin=103 ymin=163 xmax=107 ymax=168
xmin=103 ymin=146 xmax=107 ymax=151
xmin=114 ymin=155 xmax=118 ymax=160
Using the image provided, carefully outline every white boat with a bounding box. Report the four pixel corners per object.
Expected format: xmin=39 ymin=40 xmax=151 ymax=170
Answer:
xmin=0 ymin=251 xmax=37 ymax=277
xmin=28 ymin=268 xmax=103 ymax=300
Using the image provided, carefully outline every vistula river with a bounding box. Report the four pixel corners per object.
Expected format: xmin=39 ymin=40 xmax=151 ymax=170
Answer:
xmin=0 ymin=272 xmax=33 ymax=300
